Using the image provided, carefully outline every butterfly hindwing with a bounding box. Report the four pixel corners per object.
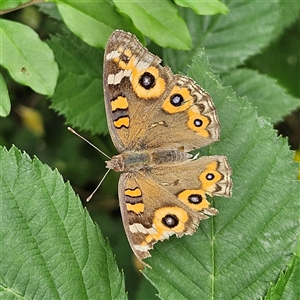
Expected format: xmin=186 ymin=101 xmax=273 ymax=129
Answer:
xmin=118 ymin=155 xmax=232 ymax=260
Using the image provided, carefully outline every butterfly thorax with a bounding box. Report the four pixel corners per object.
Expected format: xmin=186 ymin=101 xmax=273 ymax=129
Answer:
xmin=106 ymin=150 xmax=192 ymax=172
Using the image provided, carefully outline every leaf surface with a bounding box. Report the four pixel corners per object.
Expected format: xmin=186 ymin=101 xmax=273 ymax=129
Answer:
xmin=221 ymin=68 xmax=300 ymax=123
xmin=174 ymin=0 xmax=228 ymax=15
xmin=54 ymin=0 xmax=142 ymax=48
xmin=264 ymin=253 xmax=300 ymax=300
xmin=164 ymin=1 xmax=281 ymax=73
xmin=0 ymin=19 xmax=58 ymax=95
xmin=0 ymin=0 xmax=28 ymax=10
xmin=0 ymin=145 xmax=127 ymax=300
xmin=0 ymin=73 xmax=11 ymax=117
xmin=113 ymin=0 xmax=191 ymax=50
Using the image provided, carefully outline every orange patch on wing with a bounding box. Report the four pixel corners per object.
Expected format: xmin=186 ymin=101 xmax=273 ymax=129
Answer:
xmin=126 ymin=203 xmax=144 ymax=214
xmin=112 ymin=47 xmax=136 ymax=72
xmin=111 ymin=96 xmax=128 ymax=111
xmin=199 ymin=161 xmax=222 ymax=192
xmin=177 ymin=189 xmax=210 ymax=211
xmin=187 ymin=107 xmax=210 ymax=137
xmin=162 ymin=86 xmax=193 ymax=113
xmin=125 ymin=188 xmax=142 ymax=198
xmin=122 ymin=56 xmax=136 ymax=72
xmin=113 ymin=50 xmax=165 ymax=99
xmin=113 ymin=116 xmax=129 ymax=129
xmin=144 ymin=207 xmax=188 ymax=243
xmin=132 ymin=67 xmax=166 ymax=99
xmin=124 ymin=49 xmax=132 ymax=57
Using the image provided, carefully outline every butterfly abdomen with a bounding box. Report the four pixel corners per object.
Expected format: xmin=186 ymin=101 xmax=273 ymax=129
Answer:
xmin=107 ymin=150 xmax=192 ymax=173
xmin=151 ymin=150 xmax=192 ymax=165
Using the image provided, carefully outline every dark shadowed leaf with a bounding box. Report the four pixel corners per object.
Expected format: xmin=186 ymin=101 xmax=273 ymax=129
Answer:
xmin=48 ymin=32 xmax=107 ymax=134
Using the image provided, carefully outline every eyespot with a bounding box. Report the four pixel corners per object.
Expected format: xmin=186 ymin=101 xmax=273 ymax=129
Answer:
xmin=162 ymin=86 xmax=193 ymax=113
xmin=193 ymin=119 xmax=203 ymax=127
xmin=206 ymin=173 xmax=215 ymax=181
xmin=132 ymin=67 xmax=165 ymax=99
xmin=162 ymin=214 xmax=179 ymax=228
xmin=188 ymin=194 xmax=202 ymax=204
xmin=177 ymin=189 xmax=209 ymax=211
xmin=139 ymin=72 xmax=155 ymax=90
xmin=170 ymin=93 xmax=184 ymax=107
xmin=187 ymin=108 xmax=209 ymax=137
xmin=120 ymin=53 xmax=130 ymax=63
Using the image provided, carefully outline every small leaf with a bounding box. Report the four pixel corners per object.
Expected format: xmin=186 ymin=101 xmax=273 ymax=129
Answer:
xmin=136 ymin=278 xmax=158 ymax=300
xmin=0 ymin=145 xmax=127 ymax=299
xmin=0 ymin=19 xmax=58 ymax=95
xmin=143 ymin=51 xmax=299 ymax=299
xmin=54 ymin=0 xmax=143 ymax=49
xmin=0 ymin=73 xmax=11 ymax=117
xmin=221 ymin=68 xmax=300 ymax=123
xmin=275 ymin=1 xmax=300 ymax=35
xmin=38 ymin=2 xmax=63 ymax=20
xmin=113 ymin=0 xmax=192 ymax=50
xmin=48 ymin=32 xmax=107 ymax=134
xmin=264 ymin=254 xmax=300 ymax=300
xmin=0 ymin=0 xmax=27 ymax=10
xmin=164 ymin=1 xmax=281 ymax=73
xmin=174 ymin=0 xmax=228 ymax=15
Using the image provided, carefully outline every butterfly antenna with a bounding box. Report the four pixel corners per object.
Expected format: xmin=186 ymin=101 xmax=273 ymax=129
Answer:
xmin=86 ymin=168 xmax=111 ymax=202
xmin=68 ymin=127 xmax=112 ymax=201
xmin=68 ymin=127 xmax=111 ymax=159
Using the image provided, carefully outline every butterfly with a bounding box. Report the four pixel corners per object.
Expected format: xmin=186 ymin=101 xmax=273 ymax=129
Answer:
xmin=102 ymin=30 xmax=232 ymax=262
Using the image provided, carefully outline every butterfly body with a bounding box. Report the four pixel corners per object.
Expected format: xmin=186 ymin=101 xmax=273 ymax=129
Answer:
xmin=103 ymin=30 xmax=232 ymax=262
xmin=106 ymin=150 xmax=192 ymax=172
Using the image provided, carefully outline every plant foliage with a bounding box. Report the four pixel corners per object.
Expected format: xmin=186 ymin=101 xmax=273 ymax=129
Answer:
xmin=0 ymin=0 xmax=299 ymax=299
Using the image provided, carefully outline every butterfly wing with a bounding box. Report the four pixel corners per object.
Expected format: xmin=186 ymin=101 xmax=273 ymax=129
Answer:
xmin=119 ymin=155 xmax=232 ymax=261
xmin=103 ymin=30 xmax=219 ymax=153
xmin=104 ymin=30 xmax=232 ymax=262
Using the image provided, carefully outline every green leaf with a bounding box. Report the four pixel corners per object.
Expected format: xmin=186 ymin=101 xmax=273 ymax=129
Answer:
xmin=142 ymin=52 xmax=299 ymax=299
xmin=276 ymin=1 xmax=300 ymax=36
xmin=54 ymin=0 xmax=143 ymax=49
xmin=0 ymin=19 xmax=58 ymax=95
xmin=221 ymin=68 xmax=300 ymax=123
xmin=0 ymin=73 xmax=11 ymax=117
xmin=174 ymin=0 xmax=228 ymax=15
xmin=0 ymin=145 xmax=127 ymax=300
xmin=48 ymin=32 xmax=107 ymax=134
xmin=113 ymin=0 xmax=192 ymax=50
xmin=38 ymin=2 xmax=63 ymax=21
xmin=0 ymin=0 xmax=27 ymax=10
xmin=264 ymin=254 xmax=300 ymax=300
xmin=164 ymin=1 xmax=281 ymax=73
xmin=136 ymin=278 xmax=158 ymax=300
xmin=246 ymin=18 xmax=300 ymax=103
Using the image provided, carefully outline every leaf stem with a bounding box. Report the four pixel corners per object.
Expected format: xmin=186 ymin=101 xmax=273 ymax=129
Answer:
xmin=0 ymin=0 xmax=45 ymax=15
